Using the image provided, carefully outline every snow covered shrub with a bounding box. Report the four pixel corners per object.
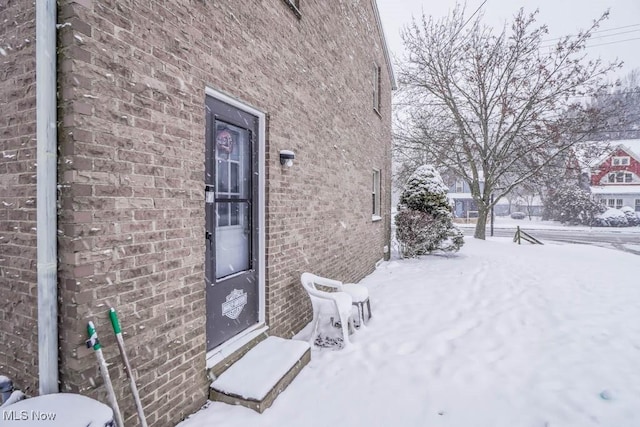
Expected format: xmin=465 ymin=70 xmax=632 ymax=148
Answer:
xmin=395 ymin=210 xmax=447 ymax=257
xmin=543 ymin=184 xmax=606 ymax=225
xmin=395 ymin=165 xmax=464 ymax=257
xmin=592 ymin=217 xmax=608 ymax=227
xmin=510 ymin=212 xmax=526 ymax=220
xmin=399 ymin=165 xmax=451 ymax=219
xmin=440 ymin=226 xmax=465 ymax=253
xmin=595 ymin=208 xmax=629 ymax=227
xmin=621 ymin=206 xmax=640 ymax=226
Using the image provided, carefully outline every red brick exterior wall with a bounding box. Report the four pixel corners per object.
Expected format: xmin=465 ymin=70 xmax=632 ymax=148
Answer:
xmin=0 ymin=1 xmax=38 ymax=395
xmin=3 ymin=1 xmax=392 ymax=425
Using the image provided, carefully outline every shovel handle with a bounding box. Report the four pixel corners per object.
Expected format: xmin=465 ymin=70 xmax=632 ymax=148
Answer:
xmin=109 ymin=308 xmax=122 ymax=334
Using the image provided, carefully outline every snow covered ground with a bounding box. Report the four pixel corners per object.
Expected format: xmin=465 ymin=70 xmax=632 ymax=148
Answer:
xmin=457 ymin=215 xmax=640 ymax=232
xmin=178 ymin=238 xmax=640 ymax=427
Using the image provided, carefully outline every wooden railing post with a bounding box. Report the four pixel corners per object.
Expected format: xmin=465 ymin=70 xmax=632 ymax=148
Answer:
xmin=513 ymin=226 xmax=543 ymax=245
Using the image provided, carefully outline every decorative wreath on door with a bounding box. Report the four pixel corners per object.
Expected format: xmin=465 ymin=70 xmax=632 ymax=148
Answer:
xmin=216 ymin=128 xmax=234 ymax=158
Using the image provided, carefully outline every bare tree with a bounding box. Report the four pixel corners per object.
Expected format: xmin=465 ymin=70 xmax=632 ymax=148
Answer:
xmin=395 ymin=4 xmax=622 ymax=239
xmin=511 ymin=182 xmax=540 ymax=219
xmin=585 ymin=68 xmax=640 ymax=141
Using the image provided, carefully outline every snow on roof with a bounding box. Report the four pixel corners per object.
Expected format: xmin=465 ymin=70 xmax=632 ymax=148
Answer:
xmin=588 ymin=139 xmax=640 ymax=167
xmin=591 ymin=185 xmax=640 ymax=195
xmin=210 ymin=336 xmax=310 ymax=401
xmin=618 ymin=139 xmax=640 ymax=158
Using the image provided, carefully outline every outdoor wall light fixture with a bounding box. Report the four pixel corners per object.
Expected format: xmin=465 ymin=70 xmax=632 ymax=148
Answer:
xmin=279 ymin=150 xmax=295 ymax=167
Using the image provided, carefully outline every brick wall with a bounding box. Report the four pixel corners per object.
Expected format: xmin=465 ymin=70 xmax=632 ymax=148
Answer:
xmin=2 ymin=0 xmax=392 ymax=425
xmin=0 ymin=0 xmax=38 ymax=395
xmin=262 ymin=1 xmax=393 ymax=338
xmin=56 ymin=1 xmax=209 ymax=424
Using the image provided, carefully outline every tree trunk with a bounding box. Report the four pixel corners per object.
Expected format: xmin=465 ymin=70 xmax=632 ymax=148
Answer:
xmin=474 ymin=204 xmax=489 ymax=239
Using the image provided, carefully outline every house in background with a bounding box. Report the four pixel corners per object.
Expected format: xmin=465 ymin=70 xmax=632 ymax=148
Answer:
xmin=589 ymin=140 xmax=640 ymax=211
xmin=445 ymin=177 xmax=535 ymax=218
xmin=447 ymin=178 xmax=482 ymax=218
xmin=0 ymin=1 xmax=395 ymax=425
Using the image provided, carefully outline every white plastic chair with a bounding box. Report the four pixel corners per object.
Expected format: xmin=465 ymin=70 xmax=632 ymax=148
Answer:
xmin=300 ymin=273 xmax=355 ymax=348
xmin=342 ymin=282 xmax=372 ymax=327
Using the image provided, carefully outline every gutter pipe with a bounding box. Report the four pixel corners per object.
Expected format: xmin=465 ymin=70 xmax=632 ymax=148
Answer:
xmin=36 ymin=0 xmax=59 ymax=395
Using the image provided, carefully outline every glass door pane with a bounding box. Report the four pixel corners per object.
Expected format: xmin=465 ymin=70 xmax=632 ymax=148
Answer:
xmin=214 ymin=121 xmax=251 ymax=279
xmin=215 ymin=201 xmax=250 ymax=278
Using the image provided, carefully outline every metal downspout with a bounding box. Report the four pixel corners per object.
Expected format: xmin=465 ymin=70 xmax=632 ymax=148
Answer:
xmin=36 ymin=0 xmax=58 ymax=395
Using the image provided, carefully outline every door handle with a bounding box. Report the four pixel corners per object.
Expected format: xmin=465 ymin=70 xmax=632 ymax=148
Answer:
xmin=205 ymin=231 xmax=212 ymax=241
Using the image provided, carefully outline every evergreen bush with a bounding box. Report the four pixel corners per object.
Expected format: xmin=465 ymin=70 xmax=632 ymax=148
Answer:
xmin=395 ymin=165 xmax=464 ymax=257
xmin=543 ymin=184 xmax=605 ymax=225
xmin=621 ymin=206 xmax=640 ymax=226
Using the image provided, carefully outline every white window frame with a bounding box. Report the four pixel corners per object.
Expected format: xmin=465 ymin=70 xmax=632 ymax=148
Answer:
xmin=373 ymin=63 xmax=381 ymax=114
xmin=607 ymin=198 xmax=623 ymax=209
xmin=455 ymin=180 xmax=464 ymax=193
xmin=372 ymin=169 xmax=381 ymax=221
xmin=612 ymin=156 xmax=630 ymax=166
xmin=609 ymin=172 xmax=633 ymax=183
xmin=635 ymin=199 xmax=640 ymax=212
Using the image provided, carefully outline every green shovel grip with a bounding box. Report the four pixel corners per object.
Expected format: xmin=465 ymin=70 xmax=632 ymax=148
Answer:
xmin=109 ymin=308 xmax=122 ymax=335
xmin=87 ymin=321 xmax=101 ymax=350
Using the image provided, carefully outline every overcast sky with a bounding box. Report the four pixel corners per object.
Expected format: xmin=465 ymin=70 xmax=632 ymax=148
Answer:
xmin=376 ymin=0 xmax=640 ymax=80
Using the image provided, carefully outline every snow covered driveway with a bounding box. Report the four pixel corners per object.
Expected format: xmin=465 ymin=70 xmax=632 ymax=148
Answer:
xmin=179 ymin=239 xmax=640 ymax=427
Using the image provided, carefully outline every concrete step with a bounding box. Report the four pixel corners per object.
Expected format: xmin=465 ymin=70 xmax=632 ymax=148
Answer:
xmin=209 ymin=336 xmax=311 ymax=413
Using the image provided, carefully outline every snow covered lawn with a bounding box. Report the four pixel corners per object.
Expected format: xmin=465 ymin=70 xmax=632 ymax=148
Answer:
xmin=179 ymin=239 xmax=640 ymax=427
xmin=457 ymin=215 xmax=640 ymax=232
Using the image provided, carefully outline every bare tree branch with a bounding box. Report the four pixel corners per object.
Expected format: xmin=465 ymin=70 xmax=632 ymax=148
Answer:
xmin=394 ymin=4 xmax=622 ymax=239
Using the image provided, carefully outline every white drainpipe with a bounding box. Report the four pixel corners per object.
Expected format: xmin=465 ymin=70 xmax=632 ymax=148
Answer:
xmin=36 ymin=0 xmax=58 ymax=395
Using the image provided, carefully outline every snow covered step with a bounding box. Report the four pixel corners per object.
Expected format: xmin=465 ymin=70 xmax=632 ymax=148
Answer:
xmin=209 ymin=336 xmax=311 ymax=413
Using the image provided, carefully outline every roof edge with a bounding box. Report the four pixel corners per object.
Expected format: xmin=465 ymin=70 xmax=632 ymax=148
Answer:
xmin=618 ymin=144 xmax=640 ymax=164
xmin=371 ymin=0 xmax=397 ymax=90
xmin=592 ymin=143 xmax=640 ymax=169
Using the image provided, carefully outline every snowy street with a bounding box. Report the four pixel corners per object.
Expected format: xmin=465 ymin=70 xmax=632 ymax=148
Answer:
xmin=179 ymin=238 xmax=640 ymax=427
xmin=457 ymin=217 xmax=640 ymax=255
